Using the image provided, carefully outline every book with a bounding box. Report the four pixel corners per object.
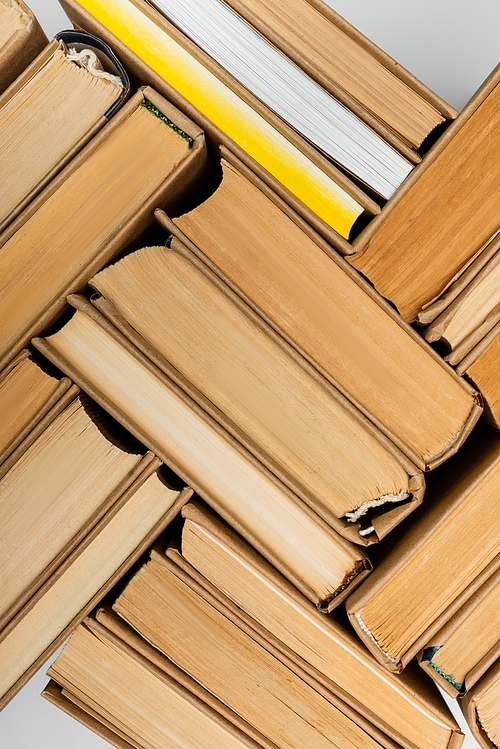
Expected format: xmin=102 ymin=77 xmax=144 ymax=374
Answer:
xmin=34 ymin=296 xmax=372 ymax=611
xmin=109 ymin=547 xmax=427 ymax=749
xmin=461 ymin=657 xmax=500 ymax=749
xmin=346 ymin=430 xmax=500 ymax=674
xmin=0 ymin=30 xmax=128 ymax=232
xmin=145 ymin=0 xmax=413 ymax=199
xmin=165 ymin=153 xmax=480 ymax=472
xmin=0 ymin=456 xmax=190 ymax=709
xmin=0 ymin=393 xmax=146 ymax=634
xmin=170 ymin=499 xmax=463 ymax=749
xmin=418 ymin=229 xmax=500 ymax=329
xmin=348 ymin=63 xmax=500 ymax=322
xmin=0 ymin=349 xmax=76 ymax=477
xmin=45 ymin=614 xmax=284 ymax=749
xmin=89 ymin=241 xmax=425 ymax=544
xmin=58 ymin=0 xmax=381 ymax=245
xmin=199 ymin=0 xmax=453 ymax=153
xmin=419 ymin=564 xmax=500 ymax=697
xmin=0 ymin=84 xmax=206 ymax=372
xmin=420 ymin=238 xmax=500 ymax=430
xmin=0 ymin=0 xmax=47 ymax=94
xmin=423 ymin=243 xmax=500 ymax=358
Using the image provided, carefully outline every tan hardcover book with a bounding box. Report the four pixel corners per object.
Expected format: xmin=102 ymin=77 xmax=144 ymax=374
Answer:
xmin=0 ymin=454 xmax=190 ymax=710
xmin=0 ymin=0 xmax=47 ymax=95
xmin=59 ymin=0 xmax=383 ymax=255
xmin=167 ymin=499 xmax=463 ymax=749
xmin=89 ymin=241 xmax=425 ymax=544
xmin=165 ymin=152 xmax=480 ymax=472
xmin=206 ymin=0 xmax=453 ymax=155
xmin=110 ymin=549 xmax=425 ymax=749
xmin=416 ymin=236 xmax=500 ymax=429
xmin=0 ymin=393 xmax=149 ymax=635
xmin=0 ymin=350 xmax=76 ymax=477
xmin=349 ymin=64 xmax=500 ymax=322
xmin=419 ymin=564 xmax=500 ymax=698
xmin=0 ymin=30 xmax=129 ymax=233
xmin=34 ymin=296 xmax=372 ymax=611
xmin=0 ymin=84 xmax=207 ymax=371
xmin=346 ymin=431 xmax=500 ymax=673
xmin=46 ymin=615 xmax=279 ymax=749
xmin=461 ymin=658 xmax=500 ymax=749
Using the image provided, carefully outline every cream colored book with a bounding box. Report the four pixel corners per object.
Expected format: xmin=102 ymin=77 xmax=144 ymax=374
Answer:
xmin=36 ymin=300 xmax=371 ymax=610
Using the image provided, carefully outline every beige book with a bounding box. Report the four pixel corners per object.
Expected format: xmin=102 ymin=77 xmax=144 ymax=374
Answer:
xmin=0 ymin=34 xmax=126 ymax=232
xmin=214 ymin=0 xmax=448 ymax=151
xmin=419 ymin=246 xmax=500 ymax=431
xmin=348 ymin=64 xmax=500 ymax=322
xmin=346 ymin=431 xmax=500 ymax=673
xmin=111 ymin=550 xmax=410 ymax=749
xmin=46 ymin=616 xmax=276 ymax=749
xmin=0 ymin=350 xmax=74 ymax=473
xmin=0 ymin=85 xmax=205 ymax=370
xmin=0 ymin=394 xmax=144 ymax=631
xmin=36 ymin=300 xmax=371 ymax=610
xmin=0 ymin=459 xmax=189 ymax=708
xmin=170 ymin=156 xmax=479 ymax=471
xmin=419 ymin=565 xmax=500 ymax=697
xmin=175 ymin=500 xmax=462 ymax=749
xmin=91 ymin=242 xmax=421 ymax=541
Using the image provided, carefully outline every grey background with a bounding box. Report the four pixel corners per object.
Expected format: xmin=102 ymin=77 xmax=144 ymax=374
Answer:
xmin=2 ymin=0 xmax=499 ymax=745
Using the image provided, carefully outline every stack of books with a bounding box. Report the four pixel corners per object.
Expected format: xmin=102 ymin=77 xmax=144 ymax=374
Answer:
xmin=3 ymin=1 xmax=500 ymax=749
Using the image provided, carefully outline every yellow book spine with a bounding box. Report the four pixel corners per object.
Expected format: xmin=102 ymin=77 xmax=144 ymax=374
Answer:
xmin=76 ymin=0 xmax=363 ymax=238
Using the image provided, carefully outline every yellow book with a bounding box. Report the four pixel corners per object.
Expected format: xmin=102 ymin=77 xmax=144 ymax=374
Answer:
xmin=68 ymin=0 xmax=364 ymax=238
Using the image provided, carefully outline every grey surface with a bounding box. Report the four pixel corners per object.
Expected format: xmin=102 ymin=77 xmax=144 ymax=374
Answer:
xmin=1 ymin=0 xmax=498 ymax=746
